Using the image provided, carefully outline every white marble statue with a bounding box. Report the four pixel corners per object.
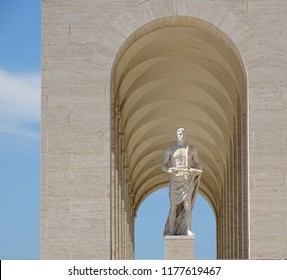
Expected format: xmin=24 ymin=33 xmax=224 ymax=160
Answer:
xmin=162 ymin=127 xmax=202 ymax=236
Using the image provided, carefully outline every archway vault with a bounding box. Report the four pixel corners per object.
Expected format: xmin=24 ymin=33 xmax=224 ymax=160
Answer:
xmin=111 ymin=15 xmax=249 ymax=260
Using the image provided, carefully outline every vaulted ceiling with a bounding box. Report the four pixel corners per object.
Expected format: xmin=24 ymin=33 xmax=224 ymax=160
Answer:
xmin=114 ymin=23 xmax=247 ymax=216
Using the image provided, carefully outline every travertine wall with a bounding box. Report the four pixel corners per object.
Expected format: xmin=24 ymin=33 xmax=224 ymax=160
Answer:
xmin=41 ymin=0 xmax=287 ymax=259
xmin=41 ymin=0 xmax=113 ymax=259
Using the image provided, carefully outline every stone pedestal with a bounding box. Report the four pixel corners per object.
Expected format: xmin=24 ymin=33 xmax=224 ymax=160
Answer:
xmin=165 ymin=235 xmax=195 ymax=260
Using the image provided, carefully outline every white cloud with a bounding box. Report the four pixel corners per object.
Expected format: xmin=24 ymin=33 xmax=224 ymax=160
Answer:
xmin=0 ymin=69 xmax=40 ymax=140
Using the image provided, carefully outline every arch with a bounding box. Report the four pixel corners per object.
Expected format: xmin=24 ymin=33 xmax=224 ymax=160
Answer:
xmin=101 ymin=0 xmax=260 ymax=260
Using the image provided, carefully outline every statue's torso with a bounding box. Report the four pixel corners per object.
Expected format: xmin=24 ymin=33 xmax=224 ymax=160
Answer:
xmin=170 ymin=144 xmax=191 ymax=169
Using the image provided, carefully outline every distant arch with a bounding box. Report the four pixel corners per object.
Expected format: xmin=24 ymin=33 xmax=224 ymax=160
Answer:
xmin=135 ymin=190 xmax=216 ymax=259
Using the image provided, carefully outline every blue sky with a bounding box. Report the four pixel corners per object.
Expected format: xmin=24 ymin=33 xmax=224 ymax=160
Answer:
xmin=0 ymin=0 xmax=215 ymax=260
xmin=0 ymin=0 xmax=41 ymax=259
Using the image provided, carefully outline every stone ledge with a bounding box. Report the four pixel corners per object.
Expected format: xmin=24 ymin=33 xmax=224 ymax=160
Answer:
xmin=165 ymin=235 xmax=196 ymax=240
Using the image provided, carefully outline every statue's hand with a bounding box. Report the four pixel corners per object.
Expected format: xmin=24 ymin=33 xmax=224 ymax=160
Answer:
xmin=174 ymin=169 xmax=184 ymax=175
xmin=169 ymin=168 xmax=180 ymax=175
xmin=169 ymin=167 xmax=189 ymax=176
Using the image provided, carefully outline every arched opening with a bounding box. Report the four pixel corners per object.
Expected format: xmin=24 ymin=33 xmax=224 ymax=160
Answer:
xmin=135 ymin=188 xmax=216 ymax=259
xmin=111 ymin=16 xmax=248 ymax=259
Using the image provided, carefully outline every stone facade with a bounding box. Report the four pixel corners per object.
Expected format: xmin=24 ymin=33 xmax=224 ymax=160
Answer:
xmin=41 ymin=0 xmax=287 ymax=259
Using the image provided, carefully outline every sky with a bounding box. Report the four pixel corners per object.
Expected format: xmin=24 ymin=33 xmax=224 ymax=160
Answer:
xmin=0 ymin=0 xmax=215 ymax=260
xmin=0 ymin=0 xmax=41 ymax=259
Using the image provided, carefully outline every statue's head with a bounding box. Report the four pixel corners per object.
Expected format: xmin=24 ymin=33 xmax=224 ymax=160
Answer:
xmin=176 ymin=127 xmax=186 ymax=142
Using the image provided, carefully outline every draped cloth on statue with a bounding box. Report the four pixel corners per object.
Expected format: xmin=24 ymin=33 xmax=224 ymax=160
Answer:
xmin=164 ymin=172 xmax=201 ymax=235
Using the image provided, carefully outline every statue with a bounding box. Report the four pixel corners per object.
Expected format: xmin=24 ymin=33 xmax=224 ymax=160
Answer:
xmin=162 ymin=127 xmax=202 ymax=236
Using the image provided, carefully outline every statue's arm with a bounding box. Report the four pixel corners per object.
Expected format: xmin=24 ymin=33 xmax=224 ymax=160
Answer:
xmin=162 ymin=148 xmax=171 ymax=174
xmin=191 ymin=147 xmax=202 ymax=170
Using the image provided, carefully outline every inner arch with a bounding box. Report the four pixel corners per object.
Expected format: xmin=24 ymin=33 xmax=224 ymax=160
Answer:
xmin=112 ymin=17 xmax=248 ymax=259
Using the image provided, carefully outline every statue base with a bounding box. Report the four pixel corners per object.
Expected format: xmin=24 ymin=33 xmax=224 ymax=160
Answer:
xmin=165 ymin=235 xmax=195 ymax=260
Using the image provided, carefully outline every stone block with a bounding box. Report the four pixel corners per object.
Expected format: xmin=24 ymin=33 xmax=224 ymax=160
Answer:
xmin=247 ymin=1 xmax=287 ymax=26
xmin=165 ymin=235 xmax=195 ymax=259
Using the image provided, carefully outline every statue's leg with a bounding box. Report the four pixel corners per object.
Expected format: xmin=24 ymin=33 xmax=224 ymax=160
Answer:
xmin=168 ymin=204 xmax=177 ymax=235
xmin=184 ymin=199 xmax=194 ymax=236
